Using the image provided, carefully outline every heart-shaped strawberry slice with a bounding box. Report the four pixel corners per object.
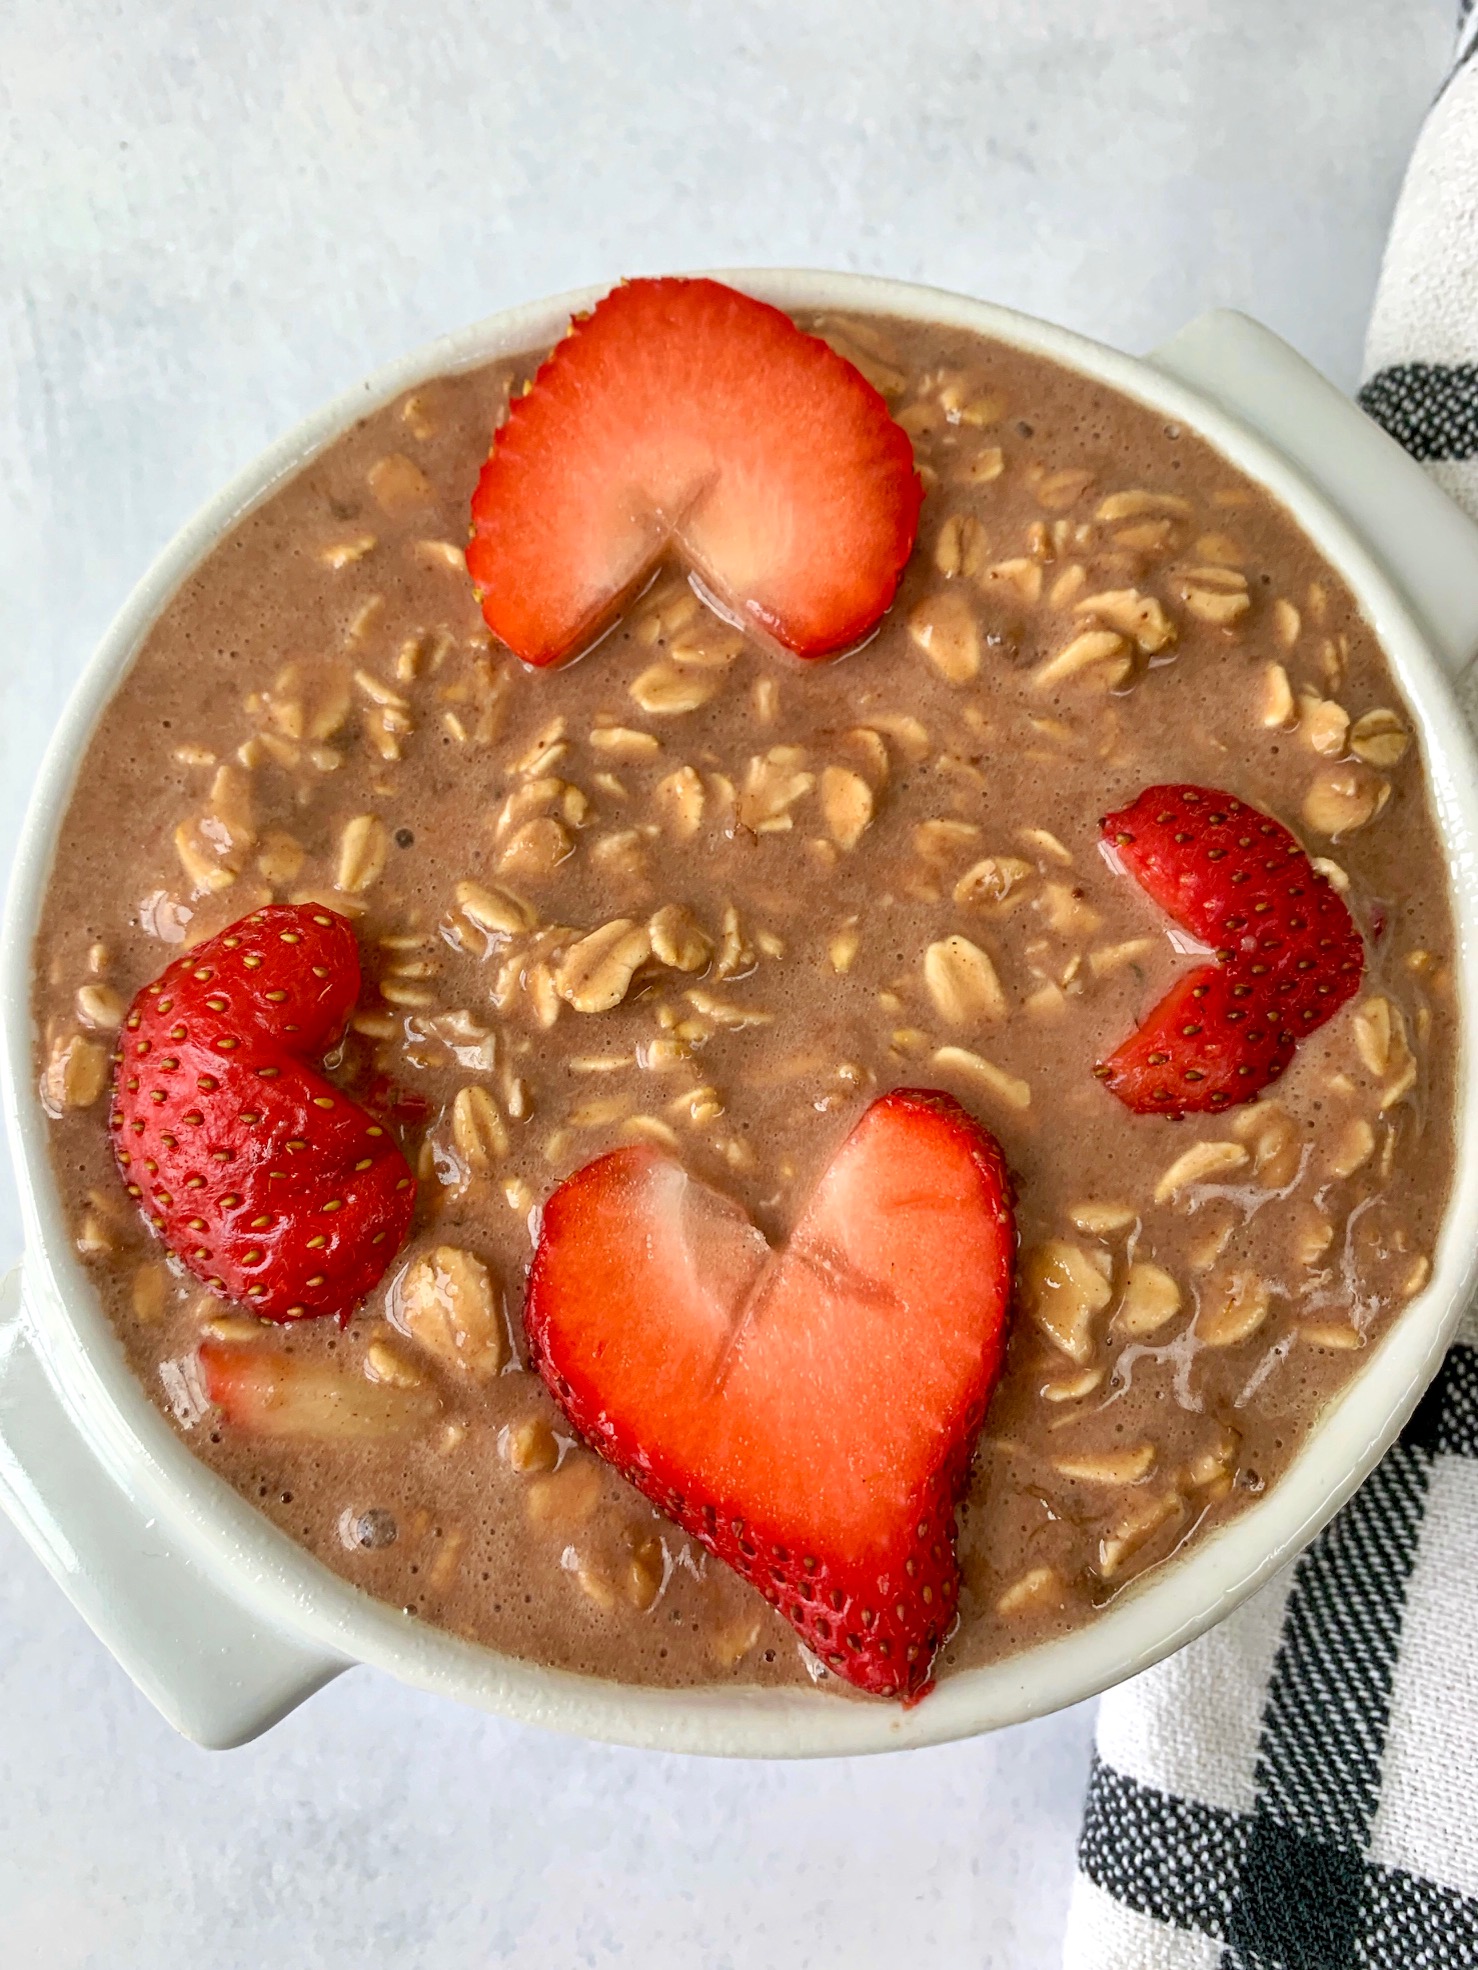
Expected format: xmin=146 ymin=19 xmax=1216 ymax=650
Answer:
xmin=525 ymin=1089 xmax=1016 ymax=1701
xmin=466 ymin=277 xmax=923 ymax=668
xmin=1096 ymin=784 xmax=1365 ymax=1115
xmin=110 ymin=904 xmax=416 ymax=1321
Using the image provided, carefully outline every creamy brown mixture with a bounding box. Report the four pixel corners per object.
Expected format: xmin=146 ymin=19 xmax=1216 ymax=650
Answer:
xmin=34 ymin=310 xmax=1456 ymax=1697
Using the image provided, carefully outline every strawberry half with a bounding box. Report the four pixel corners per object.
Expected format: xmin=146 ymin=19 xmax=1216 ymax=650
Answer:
xmin=110 ymin=904 xmax=416 ymax=1321
xmin=466 ymin=277 xmax=923 ymax=667
xmin=1097 ymin=784 xmax=1365 ymax=1115
xmin=525 ymin=1089 xmax=1016 ymax=1702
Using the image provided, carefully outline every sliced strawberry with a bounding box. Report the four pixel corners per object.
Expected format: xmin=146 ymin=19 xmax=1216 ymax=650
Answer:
xmin=198 ymin=1342 xmax=439 ymax=1438
xmin=1099 ymin=965 xmax=1299 ymax=1114
xmin=1097 ymin=785 xmax=1364 ymax=1115
xmin=525 ymin=1089 xmax=1016 ymax=1702
xmin=110 ymin=905 xmax=417 ymax=1321
xmin=467 ymin=277 xmax=922 ymax=667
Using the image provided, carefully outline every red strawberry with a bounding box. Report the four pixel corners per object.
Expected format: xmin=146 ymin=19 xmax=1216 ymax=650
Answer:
xmin=524 ymin=1089 xmax=1016 ymax=1702
xmin=466 ymin=277 xmax=923 ymax=668
xmin=110 ymin=904 xmax=416 ymax=1321
xmin=1097 ymin=784 xmax=1365 ymax=1115
xmin=198 ymin=1342 xmax=439 ymax=1438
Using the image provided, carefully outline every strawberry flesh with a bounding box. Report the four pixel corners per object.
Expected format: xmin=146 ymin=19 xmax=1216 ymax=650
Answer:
xmin=524 ymin=1089 xmax=1016 ymax=1701
xmin=198 ymin=1341 xmax=439 ymax=1438
xmin=467 ymin=277 xmax=923 ymax=667
xmin=110 ymin=904 xmax=416 ymax=1321
xmin=1098 ymin=784 xmax=1365 ymax=1115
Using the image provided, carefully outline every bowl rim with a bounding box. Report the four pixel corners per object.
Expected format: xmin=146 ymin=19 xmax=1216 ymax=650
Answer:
xmin=5 ymin=267 xmax=1477 ymax=1758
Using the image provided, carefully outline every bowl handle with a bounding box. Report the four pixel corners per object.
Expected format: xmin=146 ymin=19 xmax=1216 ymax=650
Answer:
xmin=0 ymin=1266 xmax=347 ymax=1747
xmin=1148 ymin=310 xmax=1478 ymax=679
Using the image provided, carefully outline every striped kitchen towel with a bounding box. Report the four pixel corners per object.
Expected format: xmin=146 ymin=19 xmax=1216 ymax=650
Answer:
xmin=1062 ymin=15 xmax=1478 ymax=1969
xmin=1360 ymin=7 xmax=1478 ymax=532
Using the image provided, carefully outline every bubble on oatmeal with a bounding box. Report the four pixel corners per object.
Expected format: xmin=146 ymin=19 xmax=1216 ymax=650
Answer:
xmin=341 ymin=1506 xmax=398 ymax=1551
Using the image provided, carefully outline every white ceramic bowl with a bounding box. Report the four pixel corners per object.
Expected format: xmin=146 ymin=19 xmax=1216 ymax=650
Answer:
xmin=5 ymin=273 xmax=1478 ymax=1755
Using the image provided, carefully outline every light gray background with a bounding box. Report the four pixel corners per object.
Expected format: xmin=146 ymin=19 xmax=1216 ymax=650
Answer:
xmin=0 ymin=3 xmax=1456 ymax=1965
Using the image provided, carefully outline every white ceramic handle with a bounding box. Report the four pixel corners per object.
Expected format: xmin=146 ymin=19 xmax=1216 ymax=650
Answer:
xmin=0 ymin=1266 xmax=346 ymax=1746
xmin=1149 ymin=309 xmax=1478 ymax=678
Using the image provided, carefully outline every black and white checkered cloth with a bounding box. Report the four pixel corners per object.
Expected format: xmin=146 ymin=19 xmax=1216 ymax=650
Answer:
xmin=1062 ymin=14 xmax=1478 ymax=1968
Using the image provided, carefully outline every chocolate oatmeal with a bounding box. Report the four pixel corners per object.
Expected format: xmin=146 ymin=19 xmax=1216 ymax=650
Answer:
xmin=33 ymin=304 xmax=1457 ymax=1697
